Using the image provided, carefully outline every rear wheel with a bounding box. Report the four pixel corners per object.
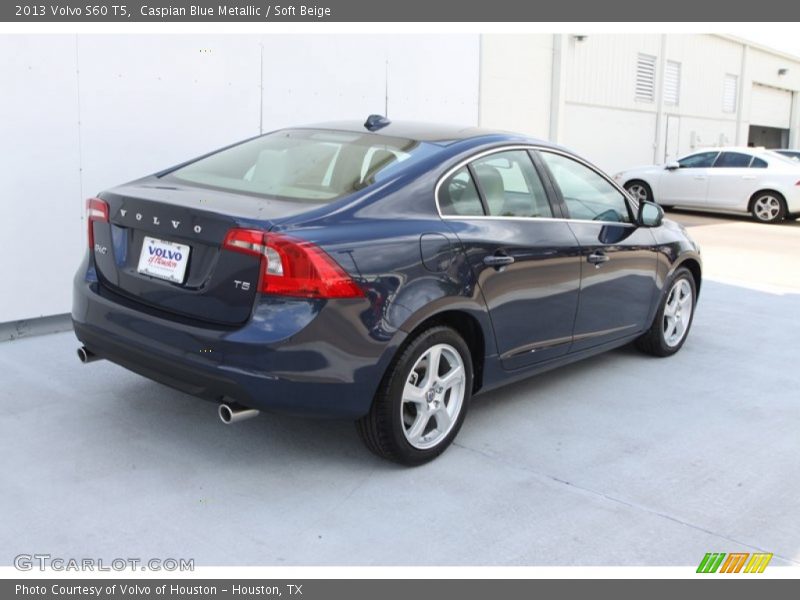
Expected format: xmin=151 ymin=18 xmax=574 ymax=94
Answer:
xmin=635 ymin=268 xmax=696 ymax=357
xmin=357 ymin=326 xmax=472 ymax=465
xmin=750 ymin=192 xmax=786 ymax=223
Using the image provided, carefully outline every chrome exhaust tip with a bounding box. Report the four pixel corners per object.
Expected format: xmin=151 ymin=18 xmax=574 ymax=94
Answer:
xmin=77 ymin=346 xmax=102 ymax=364
xmin=218 ymin=401 xmax=260 ymax=425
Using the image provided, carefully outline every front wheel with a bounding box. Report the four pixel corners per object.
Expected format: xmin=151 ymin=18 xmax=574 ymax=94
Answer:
xmin=356 ymin=326 xmax=472 ymax=465
xmin=625 ymin=180 xmax=653 ymax=204
xmin=751 ymin=192 xmax=786 ymax=223
xmin=635 ymin=268 xmax=697 ymax=357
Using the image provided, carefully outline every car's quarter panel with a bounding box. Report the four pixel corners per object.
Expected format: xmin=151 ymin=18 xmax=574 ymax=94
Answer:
xmin=277 ymin=218 xmax=475 ymax=338
xmin=565 ymin=222 xmax=659 ymax=351
xmin=705 ymin=166 xmax=758 ymax=211
xmin=786 ymin=183 xmax=800 ymax=214
xmin=266 ymin=213 xmax=495 ymax=408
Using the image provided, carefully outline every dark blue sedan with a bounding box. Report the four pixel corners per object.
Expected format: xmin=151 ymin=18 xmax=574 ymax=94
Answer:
xmin=73 ymin=116 xmax=701 ymax=464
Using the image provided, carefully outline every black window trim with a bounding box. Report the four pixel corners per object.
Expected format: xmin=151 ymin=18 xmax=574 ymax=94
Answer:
xmin=465 ymin=163 xmax=491 ymax=216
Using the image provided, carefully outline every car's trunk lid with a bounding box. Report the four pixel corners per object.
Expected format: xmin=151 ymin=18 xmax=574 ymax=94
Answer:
xmin=90 ymin=178 xmax=314 ymax=325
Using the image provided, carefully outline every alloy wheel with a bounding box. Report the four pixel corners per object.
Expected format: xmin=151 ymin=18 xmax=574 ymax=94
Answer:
xmin=400 ymin=343 xmax=466 ymax=450
xmin=626 ymin=183 xmax=649 ymax=202
xmin=662 ymin=279 xmax=693 ymax=348
xmin=753 ymin=195 xmax=781 ymax=222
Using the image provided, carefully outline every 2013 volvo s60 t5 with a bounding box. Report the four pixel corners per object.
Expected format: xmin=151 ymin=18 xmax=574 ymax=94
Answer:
xmin=73 ymin=116 xmax=702 ymax=465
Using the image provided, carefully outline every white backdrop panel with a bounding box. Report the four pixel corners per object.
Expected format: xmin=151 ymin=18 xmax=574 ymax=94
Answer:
xmin=0 ymin=36 xmax=82 ymax=321
xmin=1 ymin=34 xmax=480 ymax=323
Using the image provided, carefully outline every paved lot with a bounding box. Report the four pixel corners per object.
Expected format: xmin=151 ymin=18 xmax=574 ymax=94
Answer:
xmin=668 ymin=209 xmax=800 ymax=293
xmin=1 ymin=212 xmax=799 ymax=567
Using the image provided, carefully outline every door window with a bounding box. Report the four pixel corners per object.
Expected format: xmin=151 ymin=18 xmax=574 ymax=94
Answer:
xmin=471 ymin=151 xmax=554 ymax=218
xmin=713 ymin=152 xmax=753 ymax=168
xmin=678 ymin=151 xmax=719 ymax=168
xmin=438 ymin=167 xmax=485 ymax=216
xmin=539 ymin=152 xmax=632 ymax=223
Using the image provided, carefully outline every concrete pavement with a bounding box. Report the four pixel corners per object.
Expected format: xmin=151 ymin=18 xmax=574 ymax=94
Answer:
xmin=1 ymin=211 xmax=798 ymax=566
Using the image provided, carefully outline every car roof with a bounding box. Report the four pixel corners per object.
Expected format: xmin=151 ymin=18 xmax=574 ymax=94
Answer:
xmin=688 ymin=146 xmax=763 ymax=154
xmin=683 ymin=146 xmax=785 ymax=159
xmin=298 ymin=119 xmax=550 ymax=147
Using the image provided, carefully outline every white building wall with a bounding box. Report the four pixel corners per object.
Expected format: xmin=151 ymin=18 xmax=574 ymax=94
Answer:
xmin=561 ymin=104 xmax=657 ymax=173
xmin=0 ymin=36 xmax=83 ymax=324
xmin=559 ymin=34 xmax=662 ymax=172
xmin=479 ymin=33 xmax=800 ymax=174
xmin=1 ymin=34 xmax=480 ymax=324
xmin=478 ymin=34 xmax=553 ymax=138
xmin=659 ymin=35 xmax=742 ymax=156
xmin=563 ymin=34 xmax=662 ymax=111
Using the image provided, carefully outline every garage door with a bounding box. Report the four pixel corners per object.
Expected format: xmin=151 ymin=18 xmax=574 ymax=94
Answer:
xmin=750 ymin=83 xmax=793 ymax=129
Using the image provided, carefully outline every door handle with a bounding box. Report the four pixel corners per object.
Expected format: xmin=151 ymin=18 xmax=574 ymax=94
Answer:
xmin=742 ymin=175 xmax=756 ymax=180
xmin=483 ymin=253 xmax=515 ymax=268
xmin=694 ymin=176 xmax=706 ymax=180
xmin=587 ymin=251 xmax=610 ymax=266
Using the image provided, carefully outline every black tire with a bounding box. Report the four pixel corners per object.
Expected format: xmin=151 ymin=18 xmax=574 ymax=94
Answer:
xmin=750 ymin=191 xmax=787 ymax=223
xmin=356 ymin=325 xmax=473 ymax=466
xmin=635 ymin=267 xmax=697 ymax=357
xmin=625 ymin=180 xmax=674 ymax=210
xmin=625 ymin=180 xmax=654 ymax=203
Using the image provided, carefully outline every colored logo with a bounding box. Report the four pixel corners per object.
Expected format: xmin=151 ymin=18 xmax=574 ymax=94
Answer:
xmin=697 ymin=552 xmax=773 ymax=573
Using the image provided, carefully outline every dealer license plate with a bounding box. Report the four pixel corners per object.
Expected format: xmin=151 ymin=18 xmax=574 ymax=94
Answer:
xmin=137 ymin=236 xmax=190 ymax=284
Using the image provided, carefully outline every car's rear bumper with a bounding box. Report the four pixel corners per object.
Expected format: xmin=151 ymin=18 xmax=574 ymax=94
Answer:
xmin=72 ymin=267 xmax=402 ymax=419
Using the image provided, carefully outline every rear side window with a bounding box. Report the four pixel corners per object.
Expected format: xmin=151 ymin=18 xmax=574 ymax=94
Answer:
xmin=751 ymin=157 xmax=768 ymax=168
xmin=439 ymin=167 xmax=485 ymax=217
xmin=471 ymin=151 xmax=554 ymax=218
xmin=166 ymin=129 xmax=428 ymax=202
xmin=714 ymin=152 xmax=753 ymax=168
xmin=678 ymin=152 xmax=719 ymax=168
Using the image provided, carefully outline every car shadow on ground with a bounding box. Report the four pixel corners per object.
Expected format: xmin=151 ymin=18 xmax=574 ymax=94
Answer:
xmin=107 ymin=339 xmax=643 ymax=471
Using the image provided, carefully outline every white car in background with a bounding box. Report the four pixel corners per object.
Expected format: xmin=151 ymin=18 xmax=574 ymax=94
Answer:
xmin=614 ymin=148 xmax=800 ymax=223
xmin=773 ymin=149 xmax=800 ymax=161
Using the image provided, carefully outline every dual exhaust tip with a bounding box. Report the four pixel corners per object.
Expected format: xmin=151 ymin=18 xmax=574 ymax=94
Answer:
xmin=77 ymin=346 xmax=259 ymax=425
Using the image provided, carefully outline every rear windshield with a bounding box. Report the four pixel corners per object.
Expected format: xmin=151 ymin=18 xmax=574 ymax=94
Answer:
xmin=165 ymin=129 xmax=427 ymax=202
xmin=766 ymin=150 xmax=800 ymax=164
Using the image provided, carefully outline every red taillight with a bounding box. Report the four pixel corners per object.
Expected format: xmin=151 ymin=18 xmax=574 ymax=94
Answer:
xmin=86 ymin=197 xmax=109 ymax=249
xmin=223 ymin=228 xmax=364 ymax=299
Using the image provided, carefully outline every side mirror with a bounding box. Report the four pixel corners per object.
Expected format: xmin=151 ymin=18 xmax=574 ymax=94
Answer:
xmin=638 ymin=201 xmax=664 ymax=228
xmin=665 ymin=161 xmax=680 ymax=170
